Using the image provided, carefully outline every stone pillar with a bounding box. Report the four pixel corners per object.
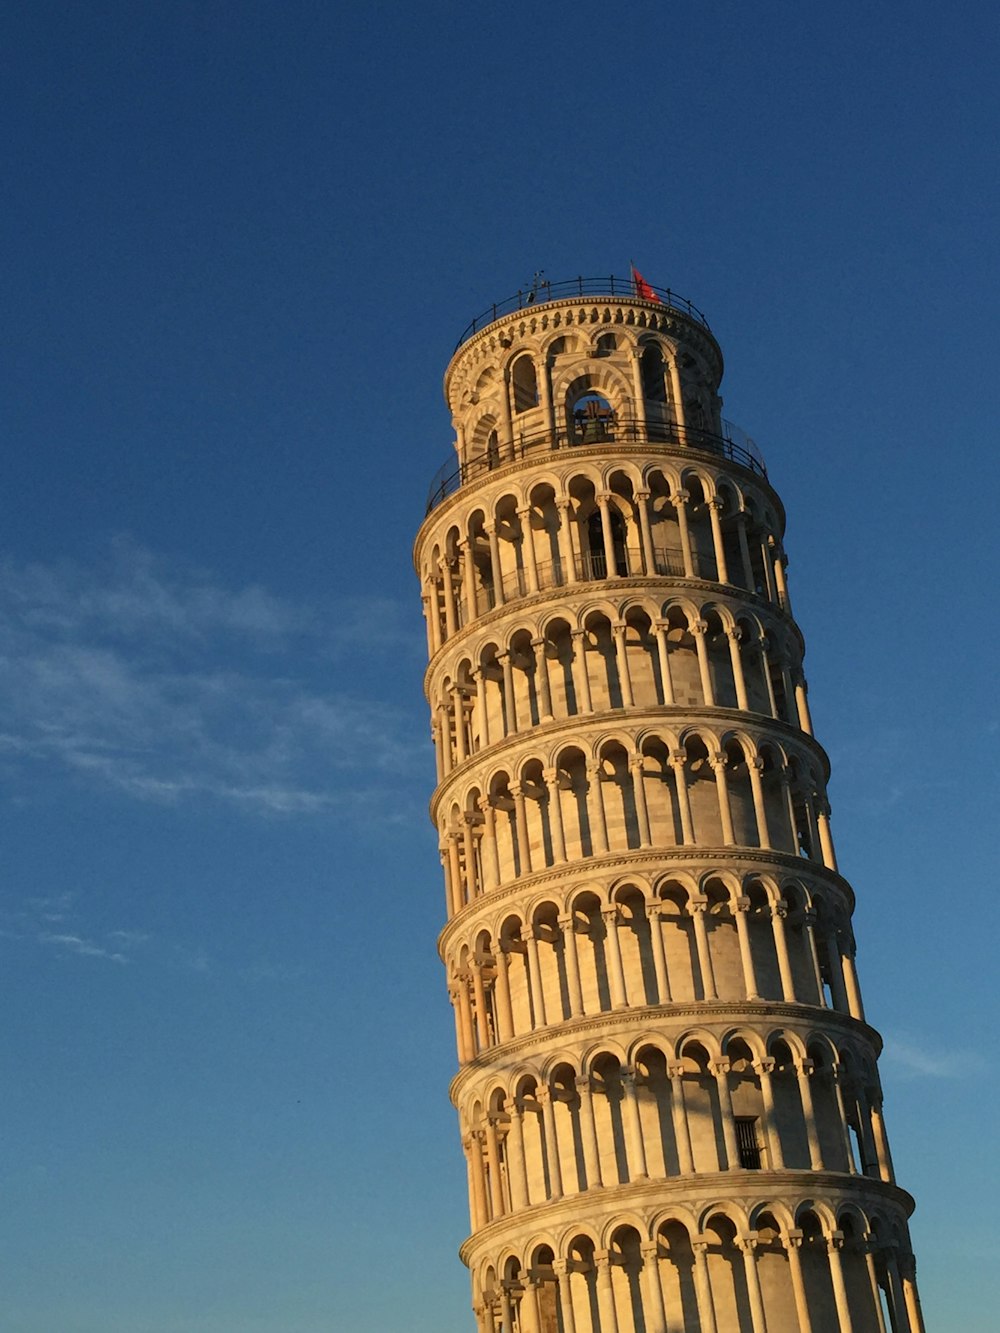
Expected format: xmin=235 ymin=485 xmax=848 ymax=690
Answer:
xmin=871 ymin=1097 xmax=896 ymax=1182
xmin=621 ymin=1068 xmax=649 ymax=1178
xmin=727 ymin=627 xmax=750 ymax=709
xmin=552 ymin=1260 xmax=578 ymax=1333
xmin=511 ymin=783 xmax=533 ymax=875
xmin=668 ymin=1066 xmax=695 ymax=1173
xmin=629 ymin=348 xmax=648 ymax=434
xmin=518 ymin=508 xmax=539 ymax=593
xmin=447 ymin=834 xmax=465 ymax=910
xmin=816 ymin=801 xmax=839 ymax=871
xmin=594 ymin=1253 xmax=620 ymax=1333
xmin=640 ymin=1242 xmax=668 ymax=1333
xmin=713 ymin=1061 xmax=741 ymax=1169
xmin=708 ymin=497 xmax=730 ymax=584
xmin=602 ymin=906 xmax=628 ymax=1008
xmin=771 ymin=902 xmax=797 ymax=1001
xmin=690 ymin=897 xmax=718 ymax=1000
xmin=824 ymin=927 xmax=850 ymax=1013
xmin=755 ymin=1059 xmax=785 ymax=1168
xmin=499 ymin=368 xmax=514 ymax=453
xmin=523 ymin=926 xmax=547 ymax=1029
xmin=478 ymin=798 xmax=501 ymax=890
xmin=691 ymin=1242 xmax=719 ymax=1333
xmin=441 ymin=558 xmax=457 ymax=638
xmin=460 ymin=538 xmax=477 ymax=624
xmin=494 ymin=944 xmax=515 ymax=1041
xmin=673 ymin=489 xmax=696 ymax=577
xmin=571 ymin=630 xmax=593 ymax=712
xmin=797 ymin=1060 xmax=824 ymax=1170
xmin=537 ymin=1085 xmax=563 ymax=1199
xmin=464 ymin=1132 xmax=487 ymax=1230
xmin=612 ymin=621 xmax=635 ymax=706
xmin=710 ymin=752 xmax=736 ymax=844
xmin=559 ymin=913 xmax=585 ymax=1017
xmin=669 ymin=750 xmax=695 ymax=844
xmin=827 ymin=1235 xmax=855 ymax=1333
xmin=691 ymin=618 xmax=716 ymax=705
xmin=785 ymin=1233 xmax=814 ymax=1333
xmin=794 ymin=669 xmax=814 ymax=735
xmin=471 ymin=957 xmax=491 ymax=1048
xmin=739 ymin=1237 xmax=769 ymax=1333
xmin=486 ymin=523 xmax=505 ymax=606
xmin=508 ymin=1103 xmax=530 ymax=1209
xmin=653 ymin=619 xmax=675 ymax=702
xmin=544 ymin=769 xmax=568 ymax=863
xmin=576 ymin=1074 xmax=604 ymax=1189
xmin=532 ymin=637 xmax=554 ymax=720
xmin=843 ymin=943 xmax=866 ymax=1021
xmin=747 ymin=757 xmax=771 ymax=848
xmin=483 ymin=1114 xmax=505 ymax=1218
xmin=597 ymin=493 xmax=617 ymax=577
xmin=771 ymin=539 xmax=792 ymax=613
xmin=472 ymin=667 xmax=489 ymax=752
xmin=635 ymin=489 xmax=655 ymax=574
xmin=500 ymin=652 xmax=516 ymax=735
xmin=734 ymin=897 xmax=761 ymax=999
xmin=900 ymin=1254 xmax=926 ymax=1333
xmin=559 ymin=498 xmax=578 ymax=583
xmin=451 ymin=982 xmax=473 ymax=1063
xmin=630 ymin=755 xmax=652 ymax=846
xmin=462 ymin=816 xmax=478 ymax=901
xmin=646 ymin=900 xmax=671 ymax=1002
xmin=736 ymin=511 xmax=755 ymax=590
xmin=587 ymin=764 xmax=610 ymax=855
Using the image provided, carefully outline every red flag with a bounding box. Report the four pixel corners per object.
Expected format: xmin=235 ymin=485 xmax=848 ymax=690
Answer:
xmin=631 ymin=265 xmax=661 ymax=303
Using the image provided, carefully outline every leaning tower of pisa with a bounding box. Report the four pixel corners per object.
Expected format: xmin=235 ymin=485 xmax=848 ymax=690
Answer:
xmin=414 ymin=276 xmax=925 ymax=1333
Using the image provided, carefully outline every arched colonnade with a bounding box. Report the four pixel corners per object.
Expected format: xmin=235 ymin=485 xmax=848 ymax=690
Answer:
xmin=472 ymin=1201 xmax=922 ymax=1333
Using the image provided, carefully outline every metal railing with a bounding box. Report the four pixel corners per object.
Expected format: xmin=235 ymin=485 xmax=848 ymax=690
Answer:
xmin=425 ymin=418 xmax=767 ymax=514
xmin=455 ymin=275 xmax=711 ymax=348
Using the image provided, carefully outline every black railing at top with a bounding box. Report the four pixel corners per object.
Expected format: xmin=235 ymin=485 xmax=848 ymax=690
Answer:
xmin=425 ymin=418 xmax=767 ymax=514
xmin=455 ymin=276 xmax=711 ymax=349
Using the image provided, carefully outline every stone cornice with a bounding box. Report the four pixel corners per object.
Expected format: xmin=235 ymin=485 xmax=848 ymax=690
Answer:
xmin=428 ymin=705 xmax=831 ymax=818
xmin=447 ymin=1000 xmax=884 ymax=1102
xmin=458 ymin=1171 xmax=915 ymax=1264
xmin=436 ymin=847 xmax=856 ymax=956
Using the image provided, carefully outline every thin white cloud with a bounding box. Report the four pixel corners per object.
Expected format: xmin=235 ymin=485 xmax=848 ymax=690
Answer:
xmin=882 ymin=1034 xmax=979 ymax=1079
xmin=38 ymin=931 xmax=128 ymax=964
xmin=0 ymin=541 xmax=426 ymax=817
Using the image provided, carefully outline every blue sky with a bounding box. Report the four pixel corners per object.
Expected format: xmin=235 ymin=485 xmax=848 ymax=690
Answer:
xmin=2 ymin=3 xmax=998 ymax=1329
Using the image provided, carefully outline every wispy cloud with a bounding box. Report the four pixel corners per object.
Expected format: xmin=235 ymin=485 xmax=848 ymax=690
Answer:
xmin=38 ymin=931 xmax=129 ymax=964
xmin=0 ymin=539 xmax=426 ymax=816
xmin=882 ymin=1033 xmax=980 ymax=1079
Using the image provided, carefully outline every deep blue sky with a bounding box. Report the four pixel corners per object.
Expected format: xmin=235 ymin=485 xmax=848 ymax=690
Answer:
xmin=2 ymin=4 xmax=997 ymax=1330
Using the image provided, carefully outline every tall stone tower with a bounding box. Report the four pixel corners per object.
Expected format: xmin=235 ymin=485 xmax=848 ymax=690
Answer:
xmin=414 ymin=276 xmax=925 ymax=1333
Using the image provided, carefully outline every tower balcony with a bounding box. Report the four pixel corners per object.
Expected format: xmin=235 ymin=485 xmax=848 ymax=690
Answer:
xmin=426 ymin=417 xmax=767 ymax=516
xmin=453 ymin=274 xmax=713 ymax=350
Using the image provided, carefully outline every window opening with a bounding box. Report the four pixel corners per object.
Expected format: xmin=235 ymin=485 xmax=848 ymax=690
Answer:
xmin=735 ymin=1117 xmax=762 ymax=1169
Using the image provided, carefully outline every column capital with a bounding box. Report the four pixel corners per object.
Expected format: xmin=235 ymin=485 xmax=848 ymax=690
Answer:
xmin=667 ymin=1063 xmax=687 ymax=1081
xmin=672 ymin=488 xmax=690 ymax=505
xmin=574 ymin=1073 xmax=592 ymax=1093
xmin=708 ymin=496 xmax=725 ymax=512
xmin=552 ymin=1257 xmax=571 ymax=1279
xmin=784 ymin=1229 xmax=804 ymax=1249
xmin=635 ymin=488 xmax=651 ymax=502
xmin=600 ymin=905 xmax=620 ymax=925
xmin=726 ymin=625 xmax=743 ymax=643
xmin=753 ymin=1058 xmax=776 ymax=1076
xmin=640 ymin=1240 xmax=659 ymax=1261
xmin=669 ymin=748 xmax=688 ymax=769
xmin=586 ymin=762 xmax=605 ymax=782
xmin=828 ymin=1230 xmax=846 ymax=1252
xmin=690 ymin=618 xmax=708 ymax=635
xmin=712 ymin=1060 xmax=732 ymax=1078
xmin=709 ymin=751 xmax=728 ymax=771
xmin=749 ymin=755 xmax=766 ymax=773
xmin=734 ymin=895 xmax=751 ymax=912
